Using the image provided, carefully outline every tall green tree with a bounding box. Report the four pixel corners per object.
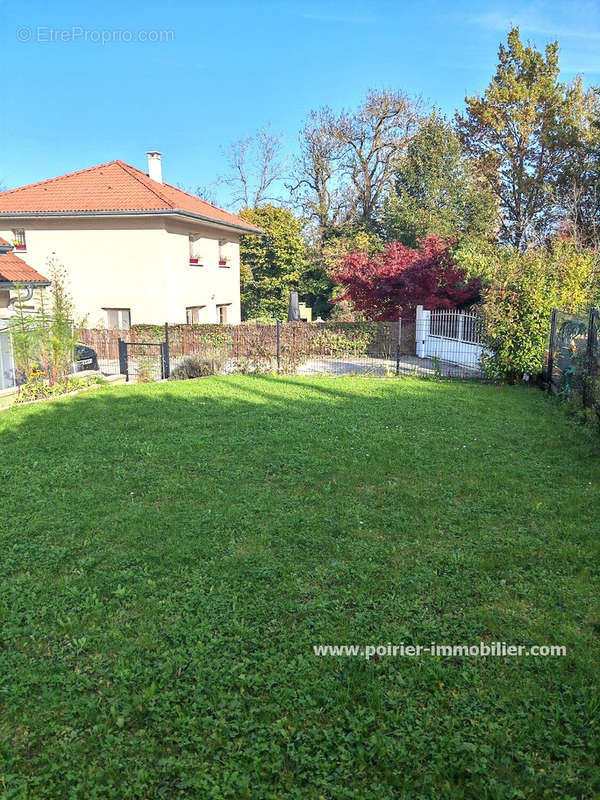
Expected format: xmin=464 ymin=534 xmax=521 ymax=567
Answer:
xmin=382 ymin=113 xmax=497 ymax=246
xmin=457 ymin=27 xmax=594 ymax=248
xmin=555 ymin=90 xmax=600 ymax=246
xmin=239 ymin=205 xmax=310 ymax=320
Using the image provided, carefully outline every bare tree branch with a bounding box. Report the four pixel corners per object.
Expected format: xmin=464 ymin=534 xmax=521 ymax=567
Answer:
xmin=289 ymin=89 xmax=423 ymax=238
xmin=220 ymin=127 xmax=287 ymax=209
xmin=287 ymin=109 xmax=347 ymax=239
xmin=194 ymin=183 xmax=220 ymax=206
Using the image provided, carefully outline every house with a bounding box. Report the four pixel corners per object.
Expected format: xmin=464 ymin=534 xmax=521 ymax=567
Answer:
xmin=0 ymin=153 xmax=262 ymax=328
xmin=0 ymin=237 xmax=50 ymax=320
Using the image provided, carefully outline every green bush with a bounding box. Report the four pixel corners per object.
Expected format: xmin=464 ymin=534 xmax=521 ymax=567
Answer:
xmin=458 ymin=237 xmax=599 ymax=380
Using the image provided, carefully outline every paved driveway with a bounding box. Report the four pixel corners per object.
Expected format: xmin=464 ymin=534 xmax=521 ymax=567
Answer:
xmin=297 ymin=355 xmax=482 ymax=378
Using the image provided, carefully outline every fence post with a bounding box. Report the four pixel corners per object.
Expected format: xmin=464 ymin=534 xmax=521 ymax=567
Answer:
xmin=415 ymin=305 xmax=426 ymax=358
xmin=163 ymin=322 xmax=170 ymax=379
xmin=276 ymin=319 xmax=281 ymax=374
xmin=583 ymin=307 xmax=598 ymax=408
xmin=395 ymin=318 xmax=402 ymax=376
xmin=159 ymin=343 xmax=166 ymax=380
xmin=589 ymin=308 xmax=600 ymax=412
xmin=118 ymin=337 xmax=129 ymax=382
xmin=547 ymin=309 xmax=558 ymax=393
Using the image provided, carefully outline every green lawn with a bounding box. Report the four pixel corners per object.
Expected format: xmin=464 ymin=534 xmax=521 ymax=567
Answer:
xmin=0 ymin=376 xmax=598 ymax=799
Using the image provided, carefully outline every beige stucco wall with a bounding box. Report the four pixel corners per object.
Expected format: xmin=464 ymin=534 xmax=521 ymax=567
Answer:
xmin=164 ymin=218 xmax=241 ymax=324
xmin=0 ymin=215 xmax=242 ymax=326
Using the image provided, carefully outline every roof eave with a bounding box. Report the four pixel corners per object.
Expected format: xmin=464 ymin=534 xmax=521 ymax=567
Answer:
xmin=0 ymin=208 xmax=264 ymax=235
xmin=0 ymin=280 xmax=50 ymax=289
xmin=169 ymin=209 xmax=263 ymax=234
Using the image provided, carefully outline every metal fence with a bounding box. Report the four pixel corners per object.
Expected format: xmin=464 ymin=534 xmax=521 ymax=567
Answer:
xmin=117 ymin=339 xmax=169 ymax=383
xmin=80 ymin=315 xmax=488 ymax=382
xmin=547 ymin=307 xmax=600 ymax=416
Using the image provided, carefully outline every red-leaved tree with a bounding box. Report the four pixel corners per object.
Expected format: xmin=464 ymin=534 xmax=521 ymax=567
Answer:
xmin=333 ymin=236 xmax=480 ymax=319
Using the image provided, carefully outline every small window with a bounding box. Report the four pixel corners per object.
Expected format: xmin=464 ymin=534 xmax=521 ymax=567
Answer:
xmin=216 ymin=304 xmax=229 ymax=324
xmin=104 ymin=308 xmax=131 ymax=330
xmin=186 ymin=306 xmax=205 ymax=324
xmin=218 ymin=240 xmax=229 ymax=267
xmin=13 ymin=230 xmax=26 ymax=251
xmin=189 ymin=236 xmax=202 ymax=265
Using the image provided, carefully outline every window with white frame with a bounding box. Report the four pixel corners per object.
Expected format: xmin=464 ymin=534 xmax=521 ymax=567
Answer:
xmin=12 ymin=230 xmax=26 ymax=250
xmin=104 ymin=308 xmax=131 ymax=330
xmin=189 ymin=236 xmax=202 ymax=265
xmin=186 ymin=306 xmax=205 ymax=324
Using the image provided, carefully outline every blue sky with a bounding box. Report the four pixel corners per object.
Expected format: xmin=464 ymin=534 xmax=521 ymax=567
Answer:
xmin=1 ymin=0 xmax=599 ymax=207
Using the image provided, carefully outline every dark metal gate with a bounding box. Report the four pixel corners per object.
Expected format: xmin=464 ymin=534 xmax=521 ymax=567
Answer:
xmin=547 ymin=306 xmax=600 ymax=416
xmin=118 ymin=338 xmax=170 ymax=382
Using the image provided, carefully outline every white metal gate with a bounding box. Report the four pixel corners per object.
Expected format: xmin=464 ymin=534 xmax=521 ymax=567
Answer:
xmin=415 ymin=305 xmax=487 ymax=371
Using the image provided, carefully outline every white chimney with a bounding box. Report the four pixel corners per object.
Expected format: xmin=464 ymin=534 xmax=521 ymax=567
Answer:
xmin=146 ymin=151 xmax=162 ymax=184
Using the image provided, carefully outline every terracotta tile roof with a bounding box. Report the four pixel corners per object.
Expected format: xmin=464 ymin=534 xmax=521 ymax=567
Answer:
xmin=0 ymin=239 xmax=49 ymax=284
xmin=0 ymin=160 xmax=263 ymax=233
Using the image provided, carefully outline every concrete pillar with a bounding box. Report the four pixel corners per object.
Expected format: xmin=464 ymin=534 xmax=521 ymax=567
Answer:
xmin=416 ymin=305 xmax=427 ymax=358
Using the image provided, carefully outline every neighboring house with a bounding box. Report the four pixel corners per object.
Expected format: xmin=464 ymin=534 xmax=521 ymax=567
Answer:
xmin=0 ymin=153 xmax=262 ymax=328
xmin=0 ymin=237 xmax=50 ymax=320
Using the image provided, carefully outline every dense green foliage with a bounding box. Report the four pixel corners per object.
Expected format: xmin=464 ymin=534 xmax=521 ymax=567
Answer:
xmin=457 ymin=27 xmax=598 ymax=248
xmin=383 ymin=114 xmax=496 ymax=247
xmin=458 ymin=237 xmax=599 ymax=378
xmin=239 ymin=205 xmax=310 ymax=320
xmin=0 ymin=376 xmax=598 ymax=798
xmin=557 ymin=96 xmax=600 ymax=247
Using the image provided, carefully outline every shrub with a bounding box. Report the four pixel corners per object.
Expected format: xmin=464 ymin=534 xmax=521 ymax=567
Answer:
xmin=457 ymin=237 xmax=599 ymax=380
xmin=169 ymin=353 xmax=225 ymax=380
xmin=135 ymin=353 xmax=158 ymax=383
xmin=333 ymin=235 xmax=480 ymax=320
xmin=14 ymin=373 xmax=103 ymax=404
